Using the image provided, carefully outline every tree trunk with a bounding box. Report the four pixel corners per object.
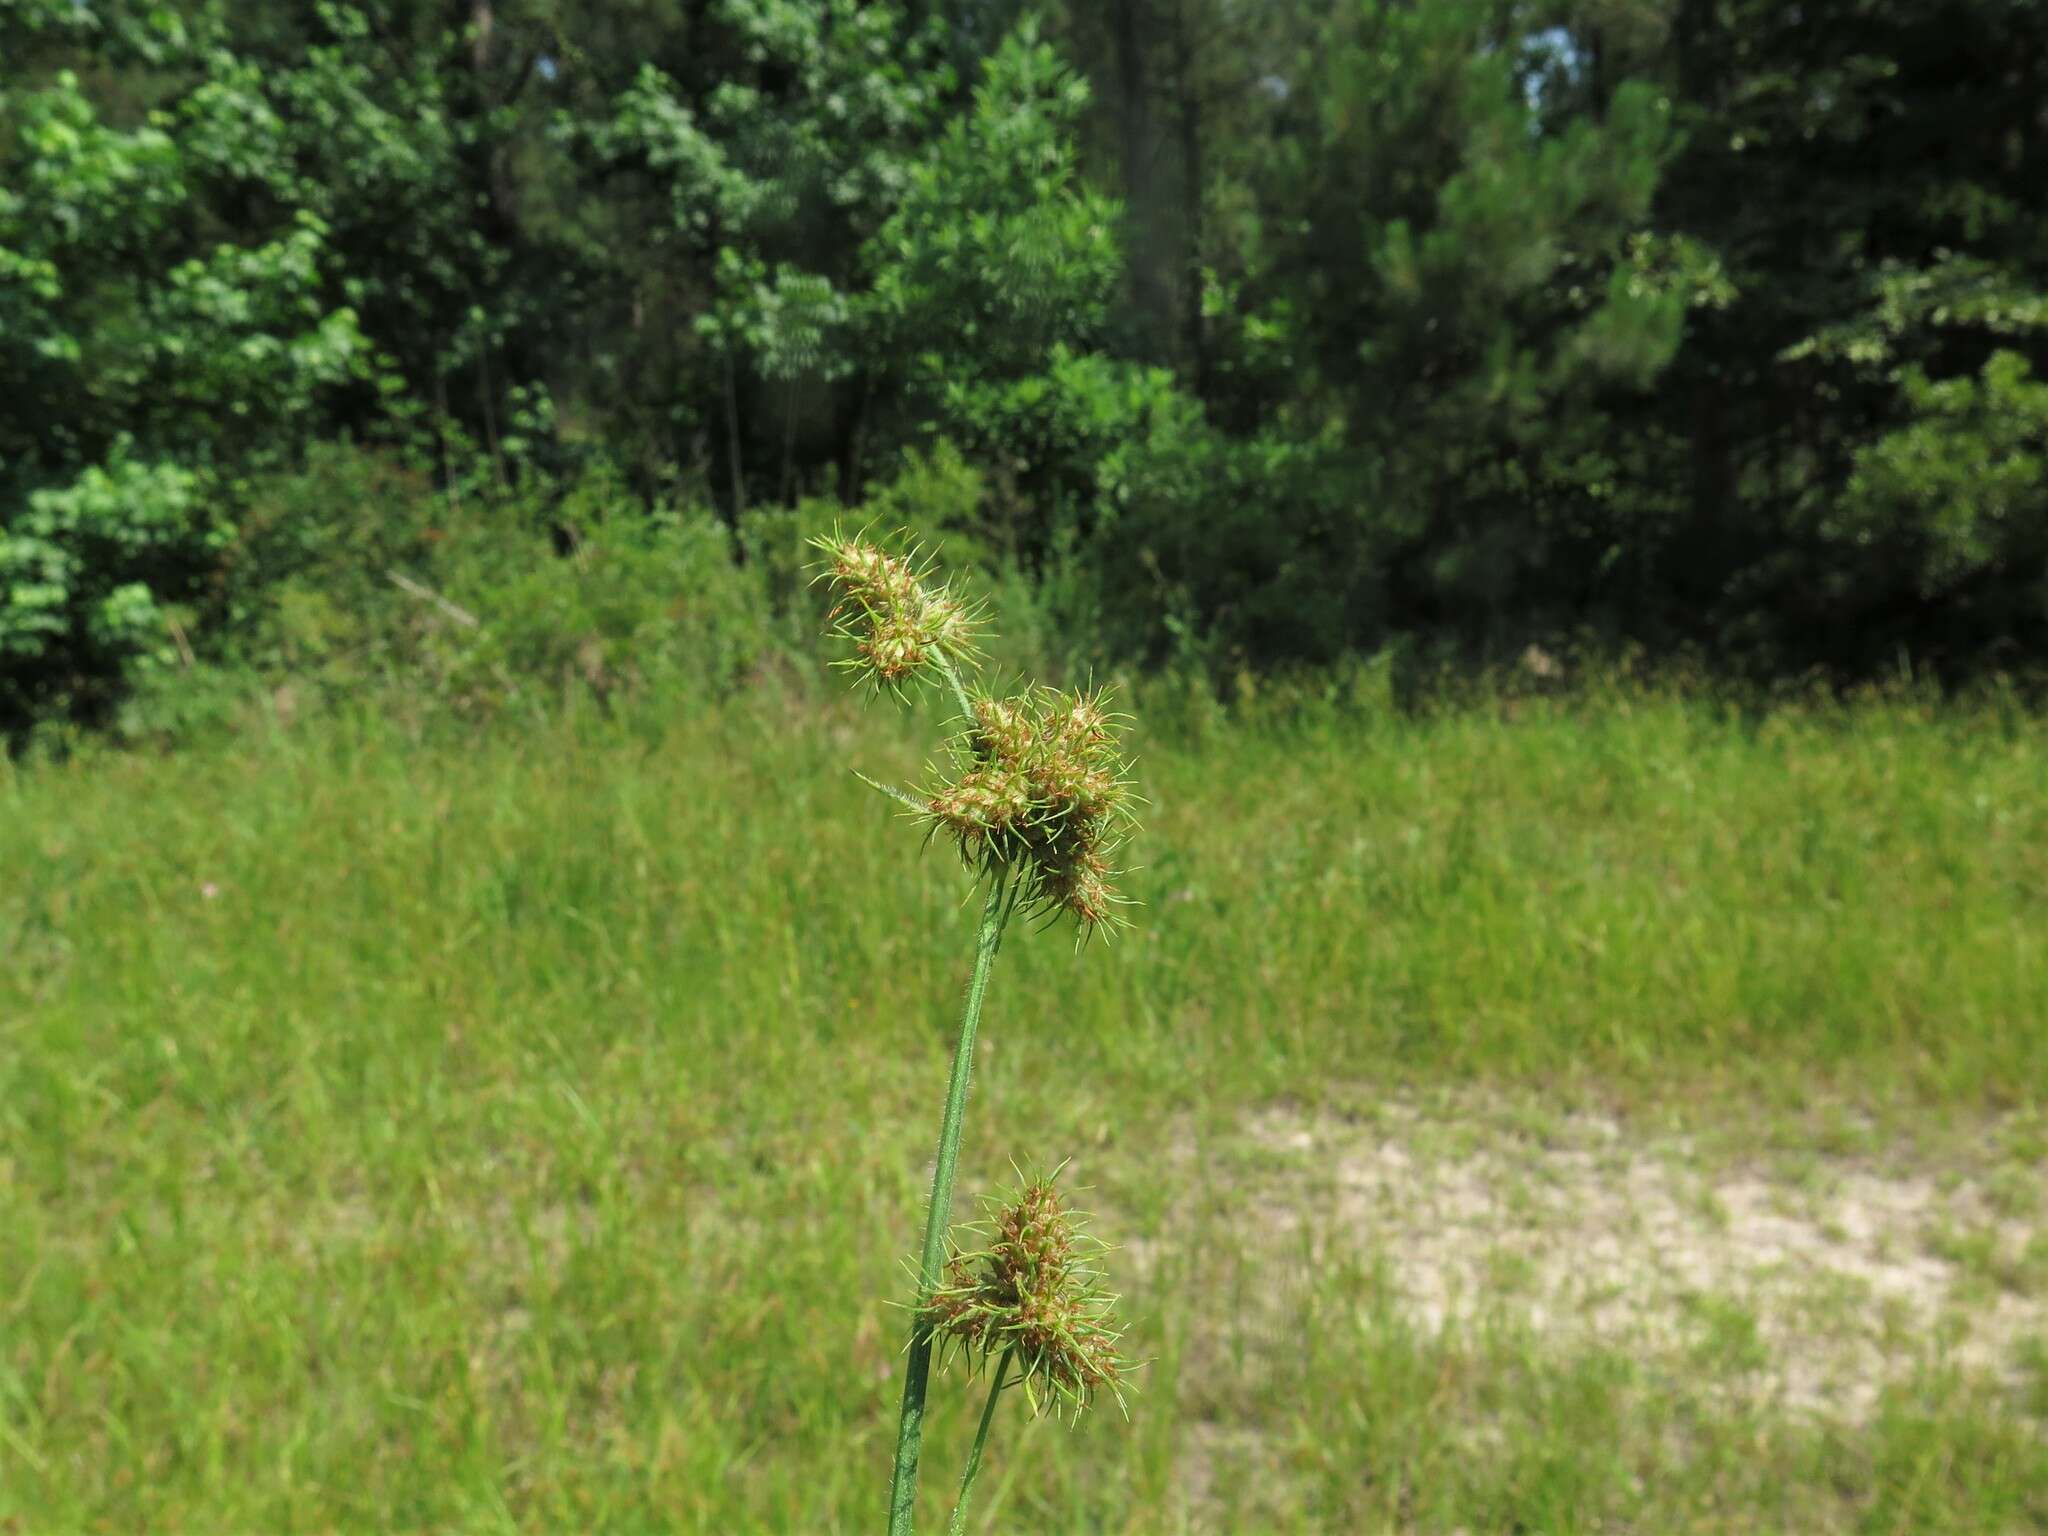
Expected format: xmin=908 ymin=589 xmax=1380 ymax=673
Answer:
xmin=724 ymin=351 xmax=747 ymax=525
xmin=470 ymin=0 xmax=493 ymax=72
xmin=834 ymin=372 xmax=874 ymax=505
xmin=1114 ymin=0 xmax=1169 ymax=355
xmin=1172 ymin=0 xmax=1208 ymax=398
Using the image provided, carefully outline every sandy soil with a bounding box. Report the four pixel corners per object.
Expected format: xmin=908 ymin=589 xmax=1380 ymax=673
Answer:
xmin=1127 ymin=1094 xmax=2044 ymax=1424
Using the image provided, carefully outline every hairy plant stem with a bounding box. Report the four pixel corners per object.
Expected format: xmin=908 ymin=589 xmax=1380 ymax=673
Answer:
xmin=933 ymin=655 xmax=977 ymax=732
xmin=945 ymin=1347 xmax=1015 ymax=1536
xmin=886 ymin=869 xmax=1012 ymax=1536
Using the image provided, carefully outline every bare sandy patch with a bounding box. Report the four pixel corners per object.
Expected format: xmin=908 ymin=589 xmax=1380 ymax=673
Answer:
xmin=1119 ymin=1095 xmax=2044 ymax=1427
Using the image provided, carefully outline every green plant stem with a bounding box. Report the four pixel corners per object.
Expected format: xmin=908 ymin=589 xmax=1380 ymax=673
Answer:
xmin=886 ymin=870 xmax=1011 ymax=1536
xmin=945 ymin=1347 xmax=1015 ymax=1536
xmin=934 ymin=655 xmax=977 ymax=730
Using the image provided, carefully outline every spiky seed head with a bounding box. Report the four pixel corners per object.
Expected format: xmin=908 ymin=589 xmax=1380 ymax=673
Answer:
xmin=808 ymin=528 xmax=985 ymax=695
xmin=921 ymin=1169 xmax=1135 ymax=1422
xmin=812 ymin=536 xmax=1138 ymax=936
xmin=967 ymin=692 xmax=1035 ymax=766
xmin=921 ymin=683 xmax=1139 ymax=934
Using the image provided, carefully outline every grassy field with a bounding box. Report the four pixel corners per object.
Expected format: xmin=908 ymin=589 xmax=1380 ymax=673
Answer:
xmin=2 ymin=676 xmax=2044 ymax=1532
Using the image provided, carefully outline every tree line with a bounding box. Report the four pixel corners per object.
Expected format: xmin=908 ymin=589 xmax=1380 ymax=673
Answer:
xmin=4 ymin=0 xmax=2045 ymax=731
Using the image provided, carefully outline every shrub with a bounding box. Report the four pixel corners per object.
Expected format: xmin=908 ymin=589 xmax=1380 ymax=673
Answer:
xmin=0 ymin=453 xmax=218 ymax=736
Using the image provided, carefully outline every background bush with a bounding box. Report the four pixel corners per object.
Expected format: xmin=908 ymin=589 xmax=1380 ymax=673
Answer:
xmin=5 ymin=0 xmax=2046 ymax=739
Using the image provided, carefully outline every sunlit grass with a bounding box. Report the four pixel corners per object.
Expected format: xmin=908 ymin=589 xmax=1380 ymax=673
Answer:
xmin=1 ymin=678 xmax=2042 ymax=1530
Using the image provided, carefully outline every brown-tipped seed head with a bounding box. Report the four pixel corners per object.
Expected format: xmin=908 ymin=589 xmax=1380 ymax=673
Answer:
xmin=921 ymin=1170 xmax=1134 ymax=1422
xmin=815 ymin=537 xmax=1138 ymax=934
xmin=809 ymin=529 xmax=985 ymax=695
xmin=922 ymin=684 xmax=1138 ymax=933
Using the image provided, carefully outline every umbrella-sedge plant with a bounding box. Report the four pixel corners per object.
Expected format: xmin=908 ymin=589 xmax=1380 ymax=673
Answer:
xmin=809 ymin=530 xmax=1140 ymax=1535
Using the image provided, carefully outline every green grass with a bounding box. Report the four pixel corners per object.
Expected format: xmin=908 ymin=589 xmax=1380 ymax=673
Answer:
xmin=2 ymin=679 xmax=2043 ymax=1531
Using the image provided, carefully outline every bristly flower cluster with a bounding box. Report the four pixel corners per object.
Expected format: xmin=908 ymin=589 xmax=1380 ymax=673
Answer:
xmin=923 ymin=685 xmax=1138 ymax=931
xmin=809 ymin=528 xmax=1136 ymax=934
xmin=921 ymin=1171 xmax=1132 ymax=1423
xmin=808 ymin=529 xmax=985 ymax=693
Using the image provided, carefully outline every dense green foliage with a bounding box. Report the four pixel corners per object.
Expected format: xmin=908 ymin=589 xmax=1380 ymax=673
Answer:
xmin=4 ymin=0 xmax=2046 ymax=733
